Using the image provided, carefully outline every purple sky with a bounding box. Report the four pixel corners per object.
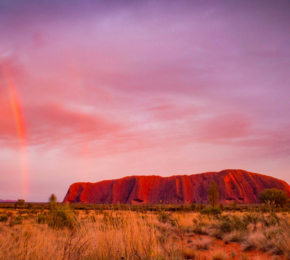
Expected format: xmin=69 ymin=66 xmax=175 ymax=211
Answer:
xmin=0 ymin=0 xmax=290 ymax=202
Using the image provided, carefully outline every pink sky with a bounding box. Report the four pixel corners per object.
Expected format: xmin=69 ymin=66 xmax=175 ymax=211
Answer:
xmin=0 ymin=0 xmax=290 ymax=202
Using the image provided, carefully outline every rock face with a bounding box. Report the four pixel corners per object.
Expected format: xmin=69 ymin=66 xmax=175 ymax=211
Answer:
xmin=63 ymin=169 xmax=290 ymax=204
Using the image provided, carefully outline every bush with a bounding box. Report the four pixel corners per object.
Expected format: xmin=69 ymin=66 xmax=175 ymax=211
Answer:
xmin=208 ymin=181 xmax=219 ymax=207
xmin=259 ymin=189 xmax=289 ymax=207
xmin=37 ymin=214 xmax=47 ymax=224
xmin=201 ymin=207 xmax=221 ymax=215
xmin=191 ymin=237 xmax=213 ymax=250
xmin=191 ymin=204 xmax=197 ymax=211
xmin=9 ymin=216 xmax=23 ymax=227
xmin=220 ymin=221 xmax=232 ymax=233
xmin=223 ymin=230 xmax=245 ymax=244
xmin=36 ymin=203 xmax=76 ymax=229
xmin=260 ymin=204 xmax=269 ymax=213
xmin=14 ymin=216 xmax=23 ymax=225
xmin=27 ymin=203 xmax=33 ymax=210
xmin=157 ymin=211 xmax=172 ymax=224
xmin=0 ymin=215 xmax=8 ymax=222
xmin=47 ymin=204 xmax=76 ymax=229
xmin=231 ymin=202 xmax=237 ymax=211
xmin=18 ymin=199 xmax=25 ymax=206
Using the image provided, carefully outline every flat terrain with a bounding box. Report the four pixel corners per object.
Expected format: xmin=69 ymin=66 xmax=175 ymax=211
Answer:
xmin=0 ymin=205 xmax=289 ymax=259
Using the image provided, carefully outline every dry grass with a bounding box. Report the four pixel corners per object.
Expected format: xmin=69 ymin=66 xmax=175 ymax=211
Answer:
xmin=223 ymin=230 xmax=245 ymax=244
xmin=0 ymin=208 xmax=290 ymax=259
xmin=0 ymin=210 xmax=184 ymax=260
xmin=191 ymin=236 xmax=213 ymax=250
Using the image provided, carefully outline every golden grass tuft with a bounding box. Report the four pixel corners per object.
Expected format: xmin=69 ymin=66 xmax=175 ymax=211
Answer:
xmin=191 ymin=236 xmax=213 ymax=250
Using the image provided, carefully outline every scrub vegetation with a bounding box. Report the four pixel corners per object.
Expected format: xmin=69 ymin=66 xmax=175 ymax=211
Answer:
xmin=0 ymin=191 xmax=289 ymax=260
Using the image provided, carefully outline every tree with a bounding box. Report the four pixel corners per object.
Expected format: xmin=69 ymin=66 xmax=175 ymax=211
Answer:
xmin=191 ymin=203 xmax=197 ymax=212
xmin=49 ymin=194 xmax=57 ymax=211
xmin=207 ymin=181 xmax=219 ymax=207
xmin=18 ymin=199 xmax=25 ymax=206
xmin=49 ymin=194 xmax=57 ymax=203
xmin=259 ymin=188 xmax=289 ymax=207
xmin=14 ymin=199 xmax=25 ymax=209
xmin=27 ymin=203 xmax=33 ymax=210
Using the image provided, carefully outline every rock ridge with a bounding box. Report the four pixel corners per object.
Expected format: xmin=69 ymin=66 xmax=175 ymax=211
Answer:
xmin=63 ymin=169 xmax=290 ymax=204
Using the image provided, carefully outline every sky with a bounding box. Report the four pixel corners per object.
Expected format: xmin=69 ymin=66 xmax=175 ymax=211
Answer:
xmin=0 ymin=0 xmax=290 ymax=202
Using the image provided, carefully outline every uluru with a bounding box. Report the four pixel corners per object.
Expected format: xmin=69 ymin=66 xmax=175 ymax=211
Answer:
xmin=63 ymin=169 xmax=290 ymax=204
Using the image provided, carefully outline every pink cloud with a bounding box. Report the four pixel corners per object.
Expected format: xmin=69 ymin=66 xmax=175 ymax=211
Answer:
xmin=196 ymin=113 xmax=253 ymax=143
xmin=0 ymin=1 xmax=290 ymax=201
xmin=24 ymin=102 xmax=124 ymax=148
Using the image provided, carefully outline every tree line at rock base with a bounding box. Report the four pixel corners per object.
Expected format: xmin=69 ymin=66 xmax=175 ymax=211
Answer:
xmin=1 ymin=185 xmax=290 ymax=214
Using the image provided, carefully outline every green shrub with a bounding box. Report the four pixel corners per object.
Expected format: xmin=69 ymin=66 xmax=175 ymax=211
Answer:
xmin=259 ymin=188 xmax=289 ymax=207
xmin=9 ymin=216 xmax=23 ymax=227
xmin=220 ymin=221 xmax=232 ymax=233
xmin=201 ymin=207 xmax=221 ymax=215
xmin=157 ymin=211 xmax=172 ymax=223
xmin=231 ymin=202 xmax=237 ymax=211
xmin=0 ymin=215 xmax=8 ymax=222
xmin=14 ymin=216 xmax=23 ymax=225
xmin=37 ymin=214 xmax=47 ymax=224
xmin=260 ymin=204 xmax=269 ymax=213
xmin=208 ymin=181 xmax=219 ymax=207
xmin=191 ymin=203 xmax=197 ymax=211
xmin=27 ymin=203 xmax=33 ymax=210
xmin=48 ymin=204 xmax=76 ymax=229
xmin=37 ymin=204 xmax=77 ymax=229
xmin=17 ymin=199 xmax=25 ymax=206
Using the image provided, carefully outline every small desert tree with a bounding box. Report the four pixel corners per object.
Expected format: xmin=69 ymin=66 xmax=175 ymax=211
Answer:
xmin=27 ymin=203 xmax=33 ymax=210
xmin=18 ymin=199 xmax=25 ymax=206
xmin=49 ymin=194 xmax=57 ymax=203
xmin=49 ymin=194 xmax=57 ymax=210
xmin=259 ymin=188 xmax=289 ymax=207
xmin=15 ymin=199 xmax=25 ymax=209
xmin=207 ymin=181 xmax=219 ymax=207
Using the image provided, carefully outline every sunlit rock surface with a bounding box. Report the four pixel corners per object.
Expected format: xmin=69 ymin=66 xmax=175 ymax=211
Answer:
xmin=63 ymin=170 xmax=290 ymax=204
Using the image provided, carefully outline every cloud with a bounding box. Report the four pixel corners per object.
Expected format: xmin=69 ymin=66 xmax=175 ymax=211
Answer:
xmin=0 ymin=1 xmax=290 ymax=200
xmin=196 ymin=113 xmax=253 ymax=143
xmin=0 ymin=101 xmax=124 ymax=148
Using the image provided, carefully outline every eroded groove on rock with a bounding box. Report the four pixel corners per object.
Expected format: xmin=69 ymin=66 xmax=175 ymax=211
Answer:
xmin=63 ymin=169 xmax=290 ymax=204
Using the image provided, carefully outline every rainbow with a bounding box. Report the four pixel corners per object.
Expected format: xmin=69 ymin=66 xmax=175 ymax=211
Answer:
xmin=1 ymin=64 xmax=29 ymax=199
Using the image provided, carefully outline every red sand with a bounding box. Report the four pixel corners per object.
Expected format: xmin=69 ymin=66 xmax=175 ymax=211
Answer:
xmin=188 ymin=234 xmax=286 ymax=260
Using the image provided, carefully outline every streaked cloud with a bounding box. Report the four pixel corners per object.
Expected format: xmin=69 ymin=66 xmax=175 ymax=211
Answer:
xmin=0 ymin=0 xmax=289 ymax=201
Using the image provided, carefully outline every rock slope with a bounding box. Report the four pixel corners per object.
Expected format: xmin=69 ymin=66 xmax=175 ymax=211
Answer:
xmin=63 ymin=169 xmax=290 ymax=204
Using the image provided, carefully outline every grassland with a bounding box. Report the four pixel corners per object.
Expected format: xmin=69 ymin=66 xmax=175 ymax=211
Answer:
xmin=0 ymin=203 xmax=289 ymax=260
